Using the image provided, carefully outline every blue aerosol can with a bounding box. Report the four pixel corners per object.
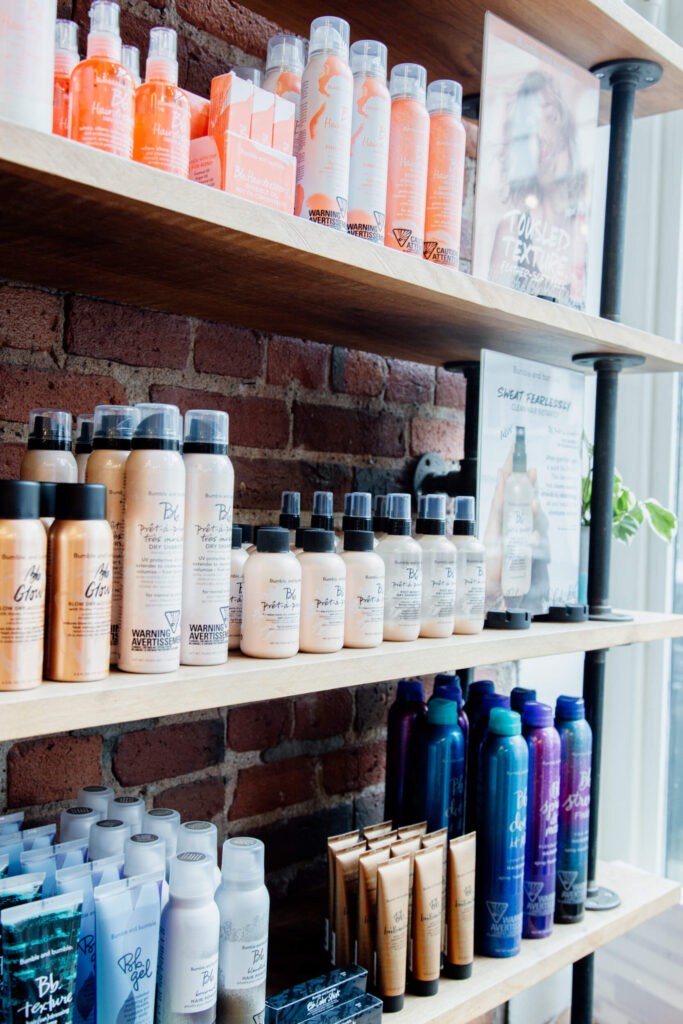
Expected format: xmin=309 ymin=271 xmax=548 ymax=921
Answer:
xmin=384 ymin=678 xmax=426 ymax=826
xmin=465 ymin=691 xmax=510 ymax=835
xmin=412 ymin=698 xmax=465 ymax=837
xmin=522 ymin=701 xmax=560 ymax=938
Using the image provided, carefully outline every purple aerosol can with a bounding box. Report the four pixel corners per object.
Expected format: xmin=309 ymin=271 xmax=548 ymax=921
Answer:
xmin=384 ymin=678 xmax=427 ymax=825
xmin=522 ymin=701 xmax=561 ymax=938
xmin=555 ymin=695 xmax=592 ymax=923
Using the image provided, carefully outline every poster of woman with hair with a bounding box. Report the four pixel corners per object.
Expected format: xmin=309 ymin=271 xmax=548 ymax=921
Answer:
xmin=473 ymin=14 xmax=600 ymax=311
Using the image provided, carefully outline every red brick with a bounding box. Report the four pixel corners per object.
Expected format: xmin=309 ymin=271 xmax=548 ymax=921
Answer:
xmin=294 ymin=690 xmax=353 ymax=741
xmin=194 ymin=322 xmax=264 ymax=379
xmin=7 ymin=735 xmax=102 ymax=807
xmin=354 ymin=682 xmax=396 ymax=731
xmin=386 ymin=360 xmax=434 ymax=404
xmin=0 ymin=285 xmax=61 ymax=353
xmin=0 ymin=366 xmax=126 ymax=422
xmin=293 ymin=404 xmax=404 ymax=457
xmin=331 ymin=349 xmax=385 ymax=397
xmin=267 ymin=336 xmax=329 ymax=390
xmin=229 ymin=757 xmax=315 ymax=819
xmin=410 ymin=417 xmax=464 ymax=460
xmin=113 ymin=719 xmax=225 ymax=786
xmin=66 ymin=296 xmax=190 ymax=369
xmin=151 ymin=384 xmax=289 ymax=449
xmin=0 ymin=444 xmax=25 ymax=479
xmin=232 ymin=457 xmax=352 ymax=510
xmin=176 ymin=0 xmax=281 ymax=61
xmin=177 ymin=35 xmax=228 ymax=98
xmin=435 ymin=368 xmax=466 ymax=409
xmin=322 ymin=741 xmax=385 ymax=795
xmin=155 ymin=777 xmax=225 ymax=822
xmin=227 ymin=698 xmax=293 ymax=752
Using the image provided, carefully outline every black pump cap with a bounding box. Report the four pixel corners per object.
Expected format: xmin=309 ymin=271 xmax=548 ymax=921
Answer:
xmin=231 ymin=525 xmax=242 ymax=548
xmin=183 ymin=415 xmax=228 ymax=455
xmin=257 ymin=526 xmax=290 ymax=553
xmin=386 ymin=518 xmax=411 ymax=535
xmin=301 ymin=528 xmax=335 ymax=553
xmin=415 ymin=517 xmax=445 ymax=535
xmin=311 ymin=513 xmax=334 ymax=530
xmin=0 ymin=480 xmax=40 ymax=519
xmin=27 ymin=410 xmax=72 ymax=452
xmin=236 ymin=523 xmax=252 ymax=544
xmin=55 ymin=483 xmax=106 ymax=520
xmin=75 ymin=417 xmax=94 ymax=454
xmin=452 ymin=519 xmax=475 ymax=536
xmin=294 ymin=527 xmax=306 ymax=548
xmin=39 ymin=482 xmax=58 ymax=520
xmin=342 ymin=514 xmax=372 ymax=532
xmin=343 ymin=529 xmax=374 ymax=552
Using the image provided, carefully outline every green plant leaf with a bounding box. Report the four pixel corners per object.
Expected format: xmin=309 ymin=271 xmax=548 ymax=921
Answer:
xmin=644 ymin=500 xmax=678 ymax=542
xmin=612 ymin=512 xmax=642 ymax=544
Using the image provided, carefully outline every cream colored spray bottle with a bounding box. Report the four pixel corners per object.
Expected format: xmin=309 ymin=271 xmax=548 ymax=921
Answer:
xmin=452 ymin=496 xmax=485 ymax=634
xmin=416 ymin=493 xmax=456 ymax=638
xmin=229 ymin=526 xmax=248 ymax=651
xmin=377 ymin=493 xmax=422 ymax=641
xmin=240 ymin=526 xmax=301 ymax=659
xmin=119 ymin=403 xmax=185 ymax=674
xmin=75 ymin=414 xmax=94 ymax=483
xmin=21 ymin=409 xmax=77 ymax=484
xmin=347 ymin=40 xmax=391 ymax=244
xmin=86 ymin=404 xmax=138 ymax=664
xmin=297 ymin=529 xmax=346 ymax=654
xmin=181 ymin=410 xmax=233 ymax=666
xmin=341 ymin=529 xmax=385 ymax=648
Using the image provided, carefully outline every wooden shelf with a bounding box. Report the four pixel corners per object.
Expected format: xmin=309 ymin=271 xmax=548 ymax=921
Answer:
xmin=270 ymin=862 xmax=680 ymax=1023
xmin=1 ymin=610 xmax=681 ymax=742
xmin=1 ymin=124 xmax=683 ymax=373
xmin=250 ymin=0 xmax=683 ymax=123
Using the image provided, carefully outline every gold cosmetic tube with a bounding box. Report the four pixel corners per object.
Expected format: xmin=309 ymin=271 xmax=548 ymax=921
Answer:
xmin=376 ymin=855 xmax=410 ymax=1013
xmin=421 ymin=828 xmax=448 ymax=954
xmin=390 ymin=836 xmax=421 ymax=928
xmin=334 ymin=842 xmax=367 ymax=966
xmin=397 ymin=821 xmax=427 ymax=840
xmin=411 ymin=845 xmax=443 ymax=996
xmin=367 ymin=831 xmax=399 ymax=850
xmin=446 ymin=832 xmax=476 ymax=979
xmin=363 ymin=821 xmax=393 ymax=840
xmin=327 ymin=830 xmax=361 ymax=958
xmin=357 ymin=847 xmax=390 ymax=974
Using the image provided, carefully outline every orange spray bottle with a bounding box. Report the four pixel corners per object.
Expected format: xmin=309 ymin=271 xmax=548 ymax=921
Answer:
xmin=264 ymin=34 xmax=305 ymax=134
xmin=121 ymin=44 xmax=141 ymax=88
xmin=53 ymin=20 xmax=79 ymax=137
xmin=69 ymin=0 xmax=135 ymax=158
xmin=295 ymin=16 xmax=353 ymax=231
xmin=347 ymin=40 xmax=390 ymax=244
xmin=133 ymin=27 xmax=190 ymax=178
xmin=384 ymin=63 xmax=430 ymax=256
xmin=424 ymin=79 xmax=466 ymax=267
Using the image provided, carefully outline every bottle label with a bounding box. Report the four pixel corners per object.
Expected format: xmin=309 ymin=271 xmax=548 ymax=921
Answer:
xmin=301 ymin=573 xmax=345 ymax=641
xmin=456 ymin=551 xmax=485 ymax=618
xmin=420 ymin=551 xmax=456 ymax=622
xmin=423 ymin=112 xmax=466 ymax=264
xmin=228 ymin=568 xmax=244 ymax=641
xmin=0 ymin=548 xmax=45 ymax=687
xmin=481 ymin=771 xmax=527 ymax=944
xmin=72 ymin=67 xmax=135 ymax=157
xmin=181 ymin=482 xmax=233 ymax=657
xmin=134 ymin=89 xmax=191 ymax=175
xmin=344 ymin=571 xmax=384 ymax=642
xmin=220 ymin=937 xmax=267 ymax=990
xmin=348 ymin=75 xmax=390 ymax=242
xmin=243 ymin=573 xmax=301 ymax=652
xmin=384 ymin=97 xmax=430 ymax=254
xmin=557 ymin=745 xmax=591 ymax=907
xmin=384 ymin=556 xmax=421 ymax=624
xmin=172 ymin=952 xmax=219 ymax=1012
xmin=502 ymin=498 xmax=533 ymax=596
xmin=524 ymin=751 xmax=560 ymax=918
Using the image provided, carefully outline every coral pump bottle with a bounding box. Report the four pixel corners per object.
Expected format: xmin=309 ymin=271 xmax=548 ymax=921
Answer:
xmin=53 ymin=20 xmax=79 ymax=138
xmin=134 ymin=27 xmax=190 ymax=178
xmin=69 ymin=0 xmax=135 ymax=158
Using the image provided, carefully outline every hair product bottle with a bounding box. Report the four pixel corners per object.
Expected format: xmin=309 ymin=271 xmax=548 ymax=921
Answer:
xmin=181 ymin=410 xmax=233 ymax=667
xmin=384 ymin=678 xmax=426 ymax=826
xmin=295 ymin=16 xmax=353 ymax=230
xmin=77 ymin=785 xmax=114 ymax=817
xmin=216 ymin=838 xmax=269 ymax=1024
xmin=60 ymin=806 xmax=100 ymax=844
xmin=452 ymin=496 xmax=485 ymax=634
xmin=121 ymin=43 xmax=140 ymax=87
xmin=554 ymin=696 xmax=592 ymax=924
xmin=511 ymin=685 xmax=537 ymax=715
xmin=88 ymin=818 xmax=130 ymax=860
xmin=416 ymin=494 xmax=457 ymax=638
xmin=229 ymin=526 xmax=248 ymax=651
xmin=297 ymin=529 xmax=346 ymax=654
xmin=431 ymin=675 xmax=469 ymax=766
xmin=347 ymin=40 xmax=390 ymax=244
xmin=340 ymin=529 xmax=385 ymax=648
xmin=157 ymin=853 xmax=220 ymax=1024
xmin=475 ymin=708 xmax=528 ymax=957
xmin=69 ymin=0 xmax=135 ymax=157
xmin=143 ymin=807 xmax=181 ymax=878
xmin=337 ymin=491 xmax=372 ymax=550
xmin=134 ymin=27 xmax=191 ymax=177
xmin=109 ymin=795 xmax=145 ymax=835
xmin=264 ymin=33 xmax=305 ymax=129
xmin=384 ymin=63 xmax=429 ymax=256
xmin=412 ymin=698 xmax=465 ymax=838
xmin=465 ymin=692 xmax=510 ymax=836
xmin=86 ymin=404 xmax=138 ymax=665
xmin=0 ymin=480 xmax=46 ymax=692
xmin=502 ymin=426 xmax=534 ymax=599
xmin=377 ymin=493 xmax=422 ymax=641
xmin=424 ymin=80 xmax=466 ymax=267
xmin=0 ymin=0 xmax=55 ymax=132
xmin=53 ymin=19 xmax=79 ymax=137
xmin=75 ymin=414 xmax=94 ymax=483
xmin=278 ymin=491 xmax=301 ymax=549
xmin=373 ymin=495 xmax=387 ymax=542
xmin=177 ymin=821 xmax=221 ymax=890
xmin=21 ymin=409 xmax=77 ymax=484
xmin=45 ymin=483 xmax=113 ymax=683
xmin=240 ymin=527 xmax=301 ymax=659
xmin=522 ymin=701 xmax=561 ymax=939
xmin=119 ymin=403 xmax=185 ymax=674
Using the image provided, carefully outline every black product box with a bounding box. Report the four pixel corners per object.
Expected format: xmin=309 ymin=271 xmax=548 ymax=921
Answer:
xmin=308 ymin=994 xmax=383 ymax=1024
xmin=265 ymin=965 xmax=368 ymax=1024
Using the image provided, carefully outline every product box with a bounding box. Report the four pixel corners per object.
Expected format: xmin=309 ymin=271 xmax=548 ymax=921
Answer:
xmin=265 ymin=965 xmax=368 ymax=1024
xmin=310 ymin=995 xmax=383 ymax=1024
xmin=181 ymin=89 xmax=210 ymax=140
xmin=251 ymin=86 xmax=275 ymax=146
xmin=272 ymin=94 xmax=295 ymax=156
xmin=209 ymin=71 xmax=253 ymax=138
xmin=189 ymin=131 xmax=296 ymax=215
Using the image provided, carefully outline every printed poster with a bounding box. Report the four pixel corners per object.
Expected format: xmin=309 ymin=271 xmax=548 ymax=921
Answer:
xmin=473 ymin=13 xmax=600 ymax=310
xmin=477 ymin=350 xmax=584 ymax=616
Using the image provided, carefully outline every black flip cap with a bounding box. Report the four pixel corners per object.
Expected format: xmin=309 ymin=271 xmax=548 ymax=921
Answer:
xmin=301 ymin=528 xmax=334 ymax=553
xmin=311 ymin=513 xmax=334 ymax=531
xmin=410 ymin=975 xmax=439 ymax=997
xmin=39 ymin=482 xmax=58 ymax=520
xmin=373 ymin=514 xmax=387 ymax=533
xmin=55 ymin=483 xmax=106 ymax=521
xmin=257 ymin=526 xmax=290 ymax=553
xmin=444 ymin=961 xmax=472 ymax=980
xmin=452 ymin=520 xmax=474 ymax=536
xmin=0 ymin=480 xmax=40 ymax=519
xmin=236 ymin=523 xmax=253 ymax=544
xmin=231 ymin=525 xmax=242 ymax=548
xmin=295 ymin=527 xmax=306 ymax=549
xmin=279 ymin=513 xmax=300 ymax=530
xmin=415 ymin=517 xmax=445 ymax=535
xmin=343 ymin=529 xmax=374 ymax=552
xmin=382 ymin=993 xmax=405 ymax=1013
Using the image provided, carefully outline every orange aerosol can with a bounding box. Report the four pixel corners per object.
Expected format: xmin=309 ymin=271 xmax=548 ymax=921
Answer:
xmin=424 ymin=79 xmax=466 ymax=267
xmin=384 ymin=63 xmax=430 ymax=257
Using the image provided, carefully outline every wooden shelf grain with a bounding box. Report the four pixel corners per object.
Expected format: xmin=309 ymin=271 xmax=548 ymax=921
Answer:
xmin=1 ymin=610 xmax=681 ymax=742
xmin=1 ymin=124 xmax=683 ymax=373
xmin=249 ymin=0 xmax=683 ymax=123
